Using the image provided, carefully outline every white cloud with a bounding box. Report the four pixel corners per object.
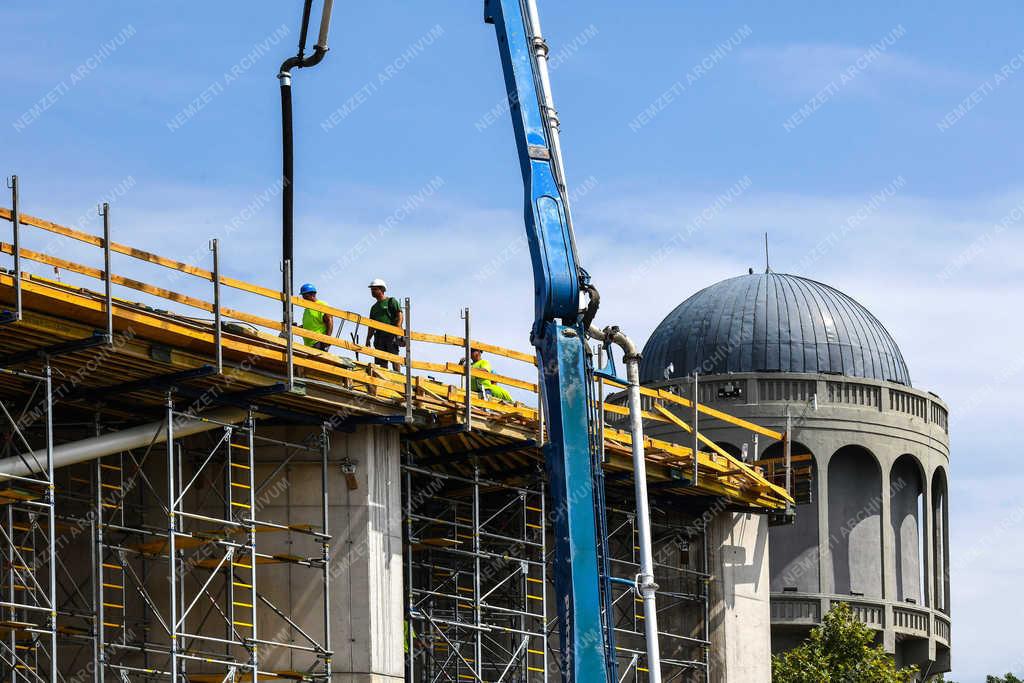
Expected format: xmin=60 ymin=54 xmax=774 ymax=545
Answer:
xmin=741 ymin=42 xmax=974 ymax=98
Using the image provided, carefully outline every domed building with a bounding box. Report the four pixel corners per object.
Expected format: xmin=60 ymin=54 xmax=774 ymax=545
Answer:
xmin=639 ymin=270 xmax=951 ymax=673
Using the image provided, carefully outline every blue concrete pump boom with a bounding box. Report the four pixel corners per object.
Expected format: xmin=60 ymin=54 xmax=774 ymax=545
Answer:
xmin=485 ymin=1 xmax=611 ymax=680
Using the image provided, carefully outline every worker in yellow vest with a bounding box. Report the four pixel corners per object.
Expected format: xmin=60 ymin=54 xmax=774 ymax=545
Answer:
xmin=469 ymin=348 xmax=513 ymax=402
xmin=298 ymin=283 xmax=334 ymax=351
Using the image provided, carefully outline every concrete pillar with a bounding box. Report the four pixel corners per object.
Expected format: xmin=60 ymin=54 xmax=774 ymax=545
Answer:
xmin=260 ymin=425 xmax=404 ymax=683
xmin=817 ymin=451 xmax=833 ymax=596
xmin=922 ymin=473 xmax=938 ymax=662
xmin=880 ymin=460 xmax=896 ymax=652
xmin=327 ymin=426 xmax=404 ymax=683
xmin=707 ymin=511 xmax=772 ymax=683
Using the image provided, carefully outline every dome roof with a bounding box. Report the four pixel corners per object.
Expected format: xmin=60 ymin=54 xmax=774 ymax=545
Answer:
xmin=640 ymin=272 xmax=911 ymax=386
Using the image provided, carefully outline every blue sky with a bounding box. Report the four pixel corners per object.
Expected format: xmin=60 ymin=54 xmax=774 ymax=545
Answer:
xmin=3 ymin=2 xmax=1023 ymax=679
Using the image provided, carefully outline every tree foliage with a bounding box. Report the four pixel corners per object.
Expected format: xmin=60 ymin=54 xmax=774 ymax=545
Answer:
xmin=985 ymin=675 xmax=1023 ymax=683
xmin=772 ymin=602 xmax=918 ymax=682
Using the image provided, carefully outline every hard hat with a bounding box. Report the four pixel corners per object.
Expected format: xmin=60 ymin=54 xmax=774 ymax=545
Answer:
xmin=368 ymin=278 xmax=387 ymax=290
xmin=299 ymin=283 xmax=317 ymax=295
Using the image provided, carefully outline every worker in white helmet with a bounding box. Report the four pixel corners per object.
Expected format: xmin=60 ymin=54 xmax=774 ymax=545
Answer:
xmin=365 ymin=278 xmax=403 ymax=370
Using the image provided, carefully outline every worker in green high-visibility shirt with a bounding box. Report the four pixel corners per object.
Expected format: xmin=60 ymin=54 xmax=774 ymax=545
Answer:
xmin=469 ymin=348 xmax=513 ymax=402
xmin=298 ymin=283 xmax=334 ymax=351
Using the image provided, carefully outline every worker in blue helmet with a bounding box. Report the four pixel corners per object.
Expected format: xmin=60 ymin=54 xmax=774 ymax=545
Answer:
xmin=298 ymin=283 xmax=333 ymax=351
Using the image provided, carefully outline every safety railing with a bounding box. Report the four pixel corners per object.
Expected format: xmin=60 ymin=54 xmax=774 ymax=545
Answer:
xmin=0 ymin=204 xmax=793 ymax=506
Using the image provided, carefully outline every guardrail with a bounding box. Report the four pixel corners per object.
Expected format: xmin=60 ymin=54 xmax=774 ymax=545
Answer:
xmin=0 ymin=204 xmax=793 ymax=505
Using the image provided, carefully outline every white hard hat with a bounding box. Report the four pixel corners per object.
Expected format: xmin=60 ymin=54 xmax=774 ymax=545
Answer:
xmin=368 ymin=278 xmax=387 ymax=290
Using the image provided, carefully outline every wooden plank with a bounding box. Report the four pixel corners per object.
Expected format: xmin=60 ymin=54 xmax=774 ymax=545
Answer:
xmin=652 ymin=403 xmax=782 ymax=493
xmin=1 ymin=242 xmax=214 ymax=313
xmin=601 ymin=375 xmax=785 ymax=440
xmin=440 ymin=362 xmax=536 ymax=392
xmin=410 ymin=331 xmax=536 ymax=364
xmin=751 ymin=453 xmax=813 ymax=467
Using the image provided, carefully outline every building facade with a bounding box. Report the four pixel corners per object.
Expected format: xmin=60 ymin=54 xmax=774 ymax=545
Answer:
xmin=637 ymin=271 xmax=951 ymax=673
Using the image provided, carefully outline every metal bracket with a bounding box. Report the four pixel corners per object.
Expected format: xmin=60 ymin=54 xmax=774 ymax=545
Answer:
xmin=592 ymin=337 xmax=621 ymax=383
xmin=73 ymin=364 xmax=218 ymax=401
xmin=0 ymin=331 xmax=109 ymax=368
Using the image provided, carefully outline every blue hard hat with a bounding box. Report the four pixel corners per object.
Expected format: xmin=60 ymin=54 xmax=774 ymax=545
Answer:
xmin=299 ymin=283 xmax=317 ymax=295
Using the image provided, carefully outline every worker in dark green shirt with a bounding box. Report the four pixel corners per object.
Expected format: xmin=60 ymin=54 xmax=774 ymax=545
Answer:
xmin=365 ymin=278 xmax=403 ymax=370
xmin=298 ymin=283 xmax=334 ymax=351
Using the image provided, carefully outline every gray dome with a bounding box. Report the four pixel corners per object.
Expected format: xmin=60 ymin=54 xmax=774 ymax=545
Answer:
xmin=640 ymin=272 xmax=911 ymax=386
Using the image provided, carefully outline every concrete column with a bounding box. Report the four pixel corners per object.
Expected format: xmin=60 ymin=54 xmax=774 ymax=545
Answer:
xmin=261 ymin=425 xmax=404 ymax=683
xmin=922 ymin=471 xmax=937 ymax=662
xmin=879 ymin=459 xmax=896 ymax=652
xmin=816 ymin=451 xmax=832 ymax=596
xmin=328 ymin=426 xmax=404 ymax=683
xmin=707 ymin=512 xmax=772 ymax=683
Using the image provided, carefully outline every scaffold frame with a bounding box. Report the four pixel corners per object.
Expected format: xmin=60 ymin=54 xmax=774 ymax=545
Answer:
xmin=403 ymin=458 xmax=548 ymax=683
xmin=0 ymin=365 xmax=57 ymax=683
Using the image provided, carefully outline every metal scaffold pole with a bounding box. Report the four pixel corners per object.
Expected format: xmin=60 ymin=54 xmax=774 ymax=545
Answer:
xmin=92 ymin=418 xmax=105 ymax=683
xmin=99 ymin=202 xmax=113 ymax=343
xmin=44 ymin=362 xmax=57 ymax=683
xmin=461 ymin=308 xmax=472 ymax=430
xmin=166 ymin=393 xmax=179 ymax=682
xmin=6 ymin=175 xmax=21 ymax=322
xmin=211 ymin=239 xmax=223 ymax=374
xmin=321 ymin=423 xmax=333 ymax=680
xmin=404 ymin=297 xmax=413 ymax=423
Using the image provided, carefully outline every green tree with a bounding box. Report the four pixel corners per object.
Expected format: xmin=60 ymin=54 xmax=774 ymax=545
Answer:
xmin=772 ymin=602 xmax=918 ymax=682
xmin=985 ymin=675 xmax=1023 ymax=683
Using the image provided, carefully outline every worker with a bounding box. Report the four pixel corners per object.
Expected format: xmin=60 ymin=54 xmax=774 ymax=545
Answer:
xmin=298 ymin=283 xmax=334 ymax=351
xmin=365 ymin=278 xmax=403 ymax=370
xmin=469 ymin=348 xmax=513 ymax=402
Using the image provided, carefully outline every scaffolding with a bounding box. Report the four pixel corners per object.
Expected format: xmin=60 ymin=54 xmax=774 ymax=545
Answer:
xmin=0 ymin=379 xmax=335 ymax=682
xmin=402 ymin=450 xmax=718 ymax=683
xmin=81 ymin=401 xmax=334 ymax=681
xmin=604 ymin=507 xmax=710 ymax=683
xmin=403 ymin=459 xmax=548 ymax=682
xmin=0 ymin=365 xmax=57 ymax=683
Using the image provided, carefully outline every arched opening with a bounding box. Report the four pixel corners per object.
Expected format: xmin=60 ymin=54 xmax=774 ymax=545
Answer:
xmin=714 ymin=442 xmax=743 ymax=459
xmin=891 ymin=455 xmax=925 ymax=606
xmin=932 ymin=467 xmax=950 ymax=613
xmin=764 ymin=442 xmax=819 ymax=594
xmin=828 ymin=445 xmax=883 ymax=598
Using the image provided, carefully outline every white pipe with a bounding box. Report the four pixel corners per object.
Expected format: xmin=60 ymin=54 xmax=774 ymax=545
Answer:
xmin=522 ymin=0 xmax=581 ymax=259
xmin=588 ymin=325 xmax=663 ymax=683
xmin=0 ymin=407 xmax=247 ymax=478
xmin=316 ymin=0 xmax=334 ymax=50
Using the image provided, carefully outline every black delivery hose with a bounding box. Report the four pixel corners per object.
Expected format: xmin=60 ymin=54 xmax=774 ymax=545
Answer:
xmin=281 ymin=76 xmax=295 ymax=271
xmin=279 ymin=0 xmax=334 ymax=286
